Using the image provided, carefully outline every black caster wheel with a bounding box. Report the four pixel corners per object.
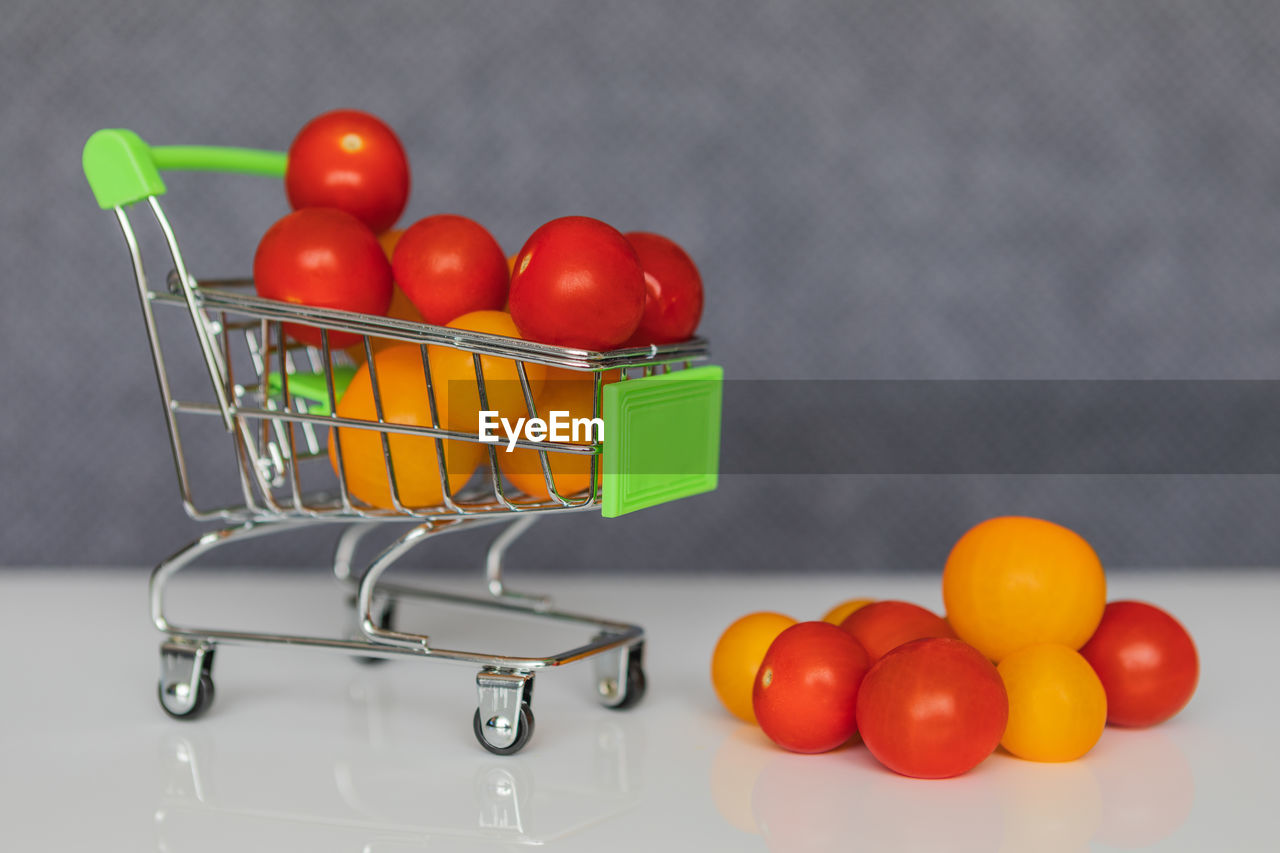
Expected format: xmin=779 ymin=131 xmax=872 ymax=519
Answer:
xmin=158 ymin=672 xmax=215 ymax=720
xmin=598 ymin=642 xmax=647 ymax=710
xmin=608 ymin=661 xmax=647 ymax=711
xmin=473 ymin=703 xmax=535 ymax=756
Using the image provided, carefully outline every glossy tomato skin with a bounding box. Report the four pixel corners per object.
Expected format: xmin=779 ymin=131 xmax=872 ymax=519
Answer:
xmin=509 ymin=217 xmax=645 ymax=351
xmin=253 ymin=208 xmax=392 ymax=349
xmin=1079 ymin=601 xmax=1199 ymax=727
xmin=998 ymin=643 xmax=1107 ymax=762
xmin=856 ymin=638 xmax=1009 ymax=779
xmin=286 ymin=109 xmax=410 ymax=233
xmin=623 ymin=232 xmax=704 ymax=345
xmin=839 ymin=600 xmax=955 ymax=663
xmin=392 ymin=215 xmax=509 ymax=326
xmin=752 ymin=621 xmax=871 ymax=754
xmin=943 ymin=516 xmax=1107 ymax=662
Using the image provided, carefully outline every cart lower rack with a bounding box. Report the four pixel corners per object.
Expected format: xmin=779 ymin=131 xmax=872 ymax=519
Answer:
xmin=83 ymin=128 xmax=723 ymax=754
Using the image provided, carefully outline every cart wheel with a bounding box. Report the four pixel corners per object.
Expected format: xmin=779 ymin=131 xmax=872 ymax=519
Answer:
xmin=158 ymin=672 xmax=215 ymax=720
xmin=473 ymin=704 xmax=535 ymax=756
xmin=608 ymin=659 xmax=647 ymax=711
xmin=597 ymin=641 xmax=647 ymax=710
xmin=158 ymin=642 xmax=215 ymax=720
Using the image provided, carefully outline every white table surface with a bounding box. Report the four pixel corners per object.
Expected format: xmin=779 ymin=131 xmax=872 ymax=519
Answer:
xmin=1 ymin=565 xmax=1274 ymax=851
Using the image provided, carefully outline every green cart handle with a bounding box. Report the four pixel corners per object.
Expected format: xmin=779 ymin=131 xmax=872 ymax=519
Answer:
xmin=82 ymin=129 xmax=286 ymax=209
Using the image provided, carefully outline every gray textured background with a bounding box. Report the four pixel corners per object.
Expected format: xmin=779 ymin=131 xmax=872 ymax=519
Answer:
xmin=6 ymin=0 xmax=1280 ymax=572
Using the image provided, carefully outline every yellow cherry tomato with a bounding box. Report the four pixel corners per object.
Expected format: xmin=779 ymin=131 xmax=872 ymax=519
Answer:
xmin=942 ymin=516 xmax=1106 ymax=661
xmin=711 ymin=612 xmax=797 ymax=724
xmin=821 ymin=597 xmax=874 ymax=625
xmin=998 ymin=643 xmax=1107 ymax=762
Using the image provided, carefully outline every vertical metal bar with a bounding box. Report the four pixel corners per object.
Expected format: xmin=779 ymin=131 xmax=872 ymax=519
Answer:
xmin=255 ymin=321 xmax=287 ymax=514
xmin=420 ymin=344 xmax=460 ymax=514
xmin=587 ymin=369 xmax=603 ymax=502
xmin=223 ymin=310 xmax=260 ymax=514
xmin=514 ymin=361 xmax=568 ymax=506
xmin=322 ymin=330 xmax=357 ymax=514
xmin=276 ymin=322 xmax=309 ymax=513
xmin=114 ymin=206 xmax=203 ymax=517
xmin=473 ymin=353 xmax=517 ymax=510
xmin=485 ymin=515 xmax=542 ymax=600
xmin=296 ymin=345 xmax=323 ymax=455
xmin=235 ymin=325 xmax=275 ymax=508
xmin=365 ymin=336 xmax=409 ymax=514
xmin=147 ymin=197 xmax=233 ymax=430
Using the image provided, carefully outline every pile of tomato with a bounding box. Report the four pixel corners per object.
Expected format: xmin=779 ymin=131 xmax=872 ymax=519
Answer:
xmin=251 ymin=110 xmax=705 ymax=507
xmin=711 ymin=516 xmax=1199 ymax=779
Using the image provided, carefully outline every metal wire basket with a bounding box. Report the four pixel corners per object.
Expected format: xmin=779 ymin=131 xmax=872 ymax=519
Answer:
xmin=83 ymin=128 xmax=723 ymax=754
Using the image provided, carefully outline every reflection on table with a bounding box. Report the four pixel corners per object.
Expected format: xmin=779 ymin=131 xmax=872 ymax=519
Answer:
xmin=154 ymin=675 xmax=645 ymax=850
xmin=709 ymin=722 xmax=1193 ymax=852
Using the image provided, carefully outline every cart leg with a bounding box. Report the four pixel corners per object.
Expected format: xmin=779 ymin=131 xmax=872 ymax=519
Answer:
xmin=150 ymin=519 xmax=306 ymax=719
xmin=158 ymin=639 xmax=216 ymax=719
xmin=474 ymin=670 xmax=536 ymax=755
xmin=152 ymin=519 xmax=309 ymax=634
xmin=332 ymin=521 xmax=381 ymax=585
xmin=594 ymin=639 xmax=647 ymax=710
xmin=333 ymin=522 xmax=400 ymax=662
xmin=346 ymin=593 xmax=397 ymax=666
xmin=484 ymin=516 xmax=549 ymax=609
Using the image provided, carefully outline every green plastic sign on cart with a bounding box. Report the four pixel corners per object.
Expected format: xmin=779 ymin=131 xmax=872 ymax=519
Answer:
xmin=602 ymin=365 xmax=723 ymax=517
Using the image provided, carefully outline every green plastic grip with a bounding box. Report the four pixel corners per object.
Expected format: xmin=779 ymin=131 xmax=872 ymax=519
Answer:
xmin=265 ymin=367 xmax=358 ymax=416
xmin=82 ymin=128 xmax=287 ymax=210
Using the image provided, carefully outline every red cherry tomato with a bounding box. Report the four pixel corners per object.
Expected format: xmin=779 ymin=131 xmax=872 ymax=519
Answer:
xmin=623 ymin=232 xmax=704 ymax=345
xmin=839 ymin=600 xmax=956 ymax=663
xmin=752 ymin=621 xmax=871 ymax=754
xmin=253 ymin=208 xmax=392 ymax=349
xmin=391 ymin=215 xmax=509 ymax=326
xmin=509 ymin=217 xmax=645 ymax=350
xmin=856 ymin=638 xmax=1009 ymax=779
xmin=1079 ymin=601 xmax=1199 ymax=727
xmin=285 ymin=109 xmax=410 ymax=233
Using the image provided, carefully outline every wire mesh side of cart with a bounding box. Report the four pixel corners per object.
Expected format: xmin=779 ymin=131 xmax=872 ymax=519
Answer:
xmin=111 ymin=196 xmax=713 ymax=526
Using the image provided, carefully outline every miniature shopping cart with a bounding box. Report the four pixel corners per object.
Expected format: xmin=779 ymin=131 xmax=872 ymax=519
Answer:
xmin=82 ymin=128 xmax=722 ymax=755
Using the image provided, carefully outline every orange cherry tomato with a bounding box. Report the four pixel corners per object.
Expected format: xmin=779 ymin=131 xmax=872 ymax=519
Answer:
xmin=822 ymin=598 xmax=874 ymax=625
xmin=998 ymin=643 xmax=1107 ymax=762
xmin=427 ymin=310 xmax=546 ymax=433
xmin=711 ymin=611 xmax=798 ymax=724
xmin=328 ymin=344 xmax=482 ymax=509
xmin=500 ymin=367 xmax=619 ymax=499
xmin=943 ymin=516 xmax=1106 ymax=661
xmin=377 ymin=228 xmax=405 ymax=261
